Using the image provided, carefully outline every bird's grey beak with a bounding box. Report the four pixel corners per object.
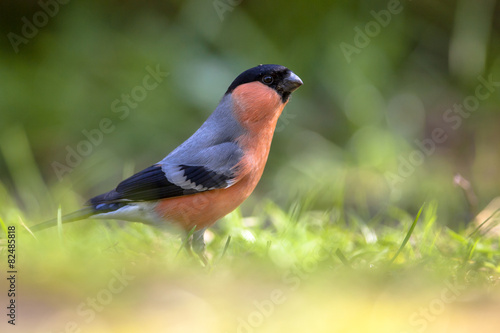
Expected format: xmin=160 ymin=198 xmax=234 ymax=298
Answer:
xmin=281 ymin=71 xmax=303 ymax=93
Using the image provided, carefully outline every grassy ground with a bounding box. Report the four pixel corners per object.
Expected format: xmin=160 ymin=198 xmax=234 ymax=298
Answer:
xmin=1 ymin=171 xmax=500 ymax=333
xmin=0 ymin=130 xmax=499 ymax=333
xmin=2 ymin=1 xmax=500 ymax=332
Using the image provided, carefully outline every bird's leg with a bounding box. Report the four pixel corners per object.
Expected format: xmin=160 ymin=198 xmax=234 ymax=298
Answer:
xmin=192 ymin=228 xmax=209 ymax=266
xmin=183 ymin=227 xmax=209 ymax=266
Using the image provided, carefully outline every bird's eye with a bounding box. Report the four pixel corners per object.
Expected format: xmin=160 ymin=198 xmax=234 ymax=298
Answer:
xmin=262 ymin=75 xmax=274 ymax=84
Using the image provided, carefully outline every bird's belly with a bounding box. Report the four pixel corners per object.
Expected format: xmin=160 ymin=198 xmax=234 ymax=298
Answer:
xmin=153 ymin=172 xmax=260 ymax=231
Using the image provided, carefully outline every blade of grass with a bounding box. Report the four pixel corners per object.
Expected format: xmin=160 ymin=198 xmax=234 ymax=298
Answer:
xmin=265 ymin=240 xmax=272 ymax=256
xmin=19 ymin=216 xmax=36 ymax=240
xmin=464 ymin=238 xmax=479 ymax=264
xmin=176 ymin=226 xmax=197 ymax=257
xmin=389 ymin=203 xmax=424 ymax=264
xmin=468 ymin=208 xmax=500 ymax=238
xmin=57 ymin=205 xmax=63 ymax=241
xmin=0 ymin=126 xmax=51 ymax=209
xmin=0 ymin=216 xmax=7 ymax=237
xmin=218 ymin=235 xmax=232 ymax=261
xmin=335 ymin=248 xmax=351 ymax=268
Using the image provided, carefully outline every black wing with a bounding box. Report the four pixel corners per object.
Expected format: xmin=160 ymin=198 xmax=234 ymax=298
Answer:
xmin=87 ymin=164 xmax=234 ymax=206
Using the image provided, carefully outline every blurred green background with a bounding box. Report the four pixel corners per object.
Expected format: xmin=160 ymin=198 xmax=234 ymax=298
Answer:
xmin=1 ymin=1 xmax=500 ymax=333
xmin=0 ymin=0 xmax=499 ymax=226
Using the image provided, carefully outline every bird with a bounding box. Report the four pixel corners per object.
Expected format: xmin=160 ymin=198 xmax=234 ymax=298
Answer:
xmin=31 ymin=64 xmax=303 ymax=263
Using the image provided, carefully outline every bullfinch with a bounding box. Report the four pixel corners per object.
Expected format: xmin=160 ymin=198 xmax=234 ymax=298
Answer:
xmin=32 ymin=64 xmax=303 ymax=262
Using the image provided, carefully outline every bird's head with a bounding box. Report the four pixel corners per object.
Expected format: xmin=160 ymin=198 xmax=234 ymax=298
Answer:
xmin=226 ymin=64 xmax=303 ymax=126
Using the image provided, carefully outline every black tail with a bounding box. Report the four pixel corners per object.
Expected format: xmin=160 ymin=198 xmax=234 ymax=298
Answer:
xmin=30 ymin=207 xmax=96 ymax=232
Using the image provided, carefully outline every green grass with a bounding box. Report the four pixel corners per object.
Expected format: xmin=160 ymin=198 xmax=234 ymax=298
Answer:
xmin=2 ymin=1 xmax=500 ymax=331
xmin=1 ymin=137 xmax=499 ymax=333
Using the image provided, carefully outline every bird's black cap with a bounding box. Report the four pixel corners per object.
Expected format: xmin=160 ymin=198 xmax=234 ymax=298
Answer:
xmin=225 ymin=64 xmax=303 ymax=102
